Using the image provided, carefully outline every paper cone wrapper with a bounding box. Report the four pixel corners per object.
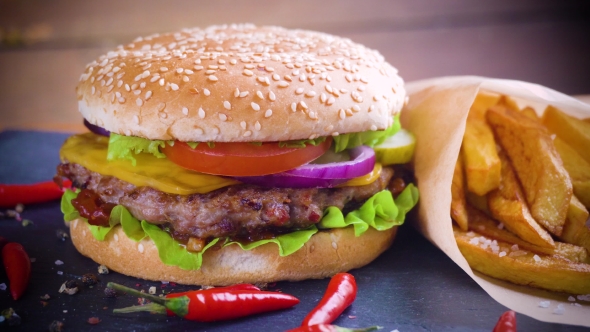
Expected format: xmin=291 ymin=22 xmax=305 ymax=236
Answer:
xmin=402 ymin=76 xmax=590 ymax=326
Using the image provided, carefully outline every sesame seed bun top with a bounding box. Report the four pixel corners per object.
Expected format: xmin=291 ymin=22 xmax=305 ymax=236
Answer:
xmin=76 ymin=24 xmax=406 ymax=142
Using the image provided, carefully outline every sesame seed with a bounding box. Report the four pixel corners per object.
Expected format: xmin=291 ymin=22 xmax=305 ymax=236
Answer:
xmin=150 ymin=76 xmax=159 ymax=83
xmin=325 ymin=124 xmax=334 ymax=131
xmin=345 ymin=74 xmax=352 ymax=82
xmin=268 ymin=91 xmax=276 ymax=101
xmin=360 ymin=76 xmax=368 ymax=83
xmin=256 ymin=91 xmax=264 ymax=99
xmin=251 ymin=102 xmax=260 ymax=111
xmin=272 ymin=74 xmax=280 ymax=81
xmin=170 ymin=83 xmax=179 ymax=91
xmin=140 ymin=82 xmax=146 ymax=89
xmin=243 ymin=69 xmax=253 ymax=76
xmin=264 ymin=109 xmax=273 ymax=118
xmin=284 ymin=75 xmax=292 ymax=82
xmin=176 ymin=68 xmax=184 ymax=74
xmin=145 ymin=91 xmax=152 ymax=100
xmin=133 ymin=115 xmax=139 ymax=124
xmin=295 ymin=88 xmax=304 ymax=95
xmin=320 ymin=93 xmax=327 ymax=103
xmin=243 ymin=130 xmax=252 ymax=137
xmin=370 ymin=125 xmax=377 ymax=131
xmin=91 ymin=86 xmax=96 ymax=94
xmin=160 ymin=67 xmax=168 ymax=72
xmin=115 ymin=91 xmax=121 ymax=98
xmin=325 ymin=85 xmax=333 ymax=93
xmin=255 ymin=121 xmax=261 ymax=130
xmin=223 ymin=101 xmax=231 ymax=110
xmin=136 ymin=98 xmax=143 ymax=106
xmin=118 ymin=97 xmax=126 ymax=103
xmin=278 ymin=81 xmax=289 ymax=88
xmin=158 ymin=78 xmax=165 ymax=86
xmin=219 ymin=113 xmax=228 ymax=121
xmin=300 ymin=101 xmax=308 ymax=109
xmin=345 ymin=109 xmax=353 ymax=116
xmin=208 ymin=75 xmax=218 ymax=82
xmin=291 ymin=103 xmax=297 ymax=112
xmin=138 ymin=243 xmax=144 ymax=253
xmin=239 ymin=91 xmax=249 ymax=98
xmin=106 ymin=77 xmax=113 ymax=86
xmin=305 ymin=91 xmax=316 ymax=97
xmin=203 ymin=88 xmax=210 ymax=96
xmin=157 ymin=103 xmax=166 ymax=111
xmin=326 ymin=97 xmax=335 ymax=105
xmin=257 ymin=76 xmax=266 ymax=84
xmin=234 ymin=88 xmax=240 ymax=98
xmin=194 ymin=65 xmax=204 ymax=71
xmin=339 ymin=109 xmax=346 ymax=120
xmin=106 ymin=85 xmax=114 ymax=92
xmin=352 ymin=105 xmax=360 ymax=112
xmin=357 ymin=85 xmax=366 ymax=92
xmin=185 ymin=69 xmax=194 ymax=75
xmin=369 ymin=105 xmax=375 ymax=112
xmin=240 ymin=121 xmax=247 ymax=129
xmin=183 ymin=75 xmax=189 ymax=82
xmin=198 ymin=107 xmax=205 ymax=118
xmin=205 ymin=69 xmax=216 ymax=75
xmin=230 ymin=59 xmax=237 ymax=65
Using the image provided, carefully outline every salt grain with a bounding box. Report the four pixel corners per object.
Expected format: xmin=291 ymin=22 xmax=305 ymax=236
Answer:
xmin=553 ymin=304 xmax=565 ymax=315
xmin=538 ymin=300 xmax=551 ymax=308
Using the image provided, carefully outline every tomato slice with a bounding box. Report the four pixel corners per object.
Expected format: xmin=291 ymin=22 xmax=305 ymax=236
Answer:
xmin=161 ymin=138 xmax=332 ymax=176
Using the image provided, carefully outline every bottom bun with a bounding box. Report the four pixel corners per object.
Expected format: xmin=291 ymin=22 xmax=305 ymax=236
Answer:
xmin=69 ymin=218 xmax=397 ymax=285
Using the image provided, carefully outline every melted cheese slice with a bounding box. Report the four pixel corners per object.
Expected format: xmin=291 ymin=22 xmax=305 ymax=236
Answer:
xmin=60 ymin=133 xmax=239 ymax=195
xmin=60 ymin=133 xmax=380 ymax=195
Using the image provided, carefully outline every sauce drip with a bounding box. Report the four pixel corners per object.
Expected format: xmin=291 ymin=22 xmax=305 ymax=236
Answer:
xmin=71 ymin=189 xmax=116 ymax=226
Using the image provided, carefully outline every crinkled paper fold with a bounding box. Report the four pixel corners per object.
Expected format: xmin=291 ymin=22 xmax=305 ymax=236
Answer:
xmin=402 ymin=76 xmax=590 ymax=327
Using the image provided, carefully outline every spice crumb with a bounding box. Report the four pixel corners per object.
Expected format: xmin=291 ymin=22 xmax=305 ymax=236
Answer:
xmin=30 ymin=257 xmax=36 ymax=263
xmin=87 ymin=317 xmax=101 ymax=325
xmin=40 ymin=294 xmax=51 ymax=300
xmin=0 ymin=283 xmax=6 ymax=290
xmin=55 ymin=260 xmax=64 ymax=265
xmin=104 ymin=287 xmax=117 ymax=298
xmin=98 ymin=265 xmax=109 ymax=274
xmin=59 ymin=280 xmax=79 ymax=295
xmin=149 ymin=286 xmax=157 ymax=294
xmin=48 ymin=320 xmax=64 ymax=332
xmin=57 ymin=271 xmax=63 ymax=275
xmin=82 ymin=273 xmax=98 ymax=287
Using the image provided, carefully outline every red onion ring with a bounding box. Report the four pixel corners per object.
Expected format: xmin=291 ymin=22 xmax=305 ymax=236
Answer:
xmin=84 ymin=119 xmax=110 ymax=137
xmin=233 ymin=146 xmax=375 ymax=188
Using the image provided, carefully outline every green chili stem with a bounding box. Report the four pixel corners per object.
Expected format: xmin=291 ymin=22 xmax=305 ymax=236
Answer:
xmin=106 ymin=282 xmax=166 ymax=305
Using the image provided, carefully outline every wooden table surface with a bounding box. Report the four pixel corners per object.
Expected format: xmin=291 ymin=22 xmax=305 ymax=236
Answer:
xmin=1 ymin=0 xmax=589 ymax=131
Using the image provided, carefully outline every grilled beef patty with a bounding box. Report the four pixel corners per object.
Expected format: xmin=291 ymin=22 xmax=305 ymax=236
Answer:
xmin=58 ymin=163 xmax=395 ymax=241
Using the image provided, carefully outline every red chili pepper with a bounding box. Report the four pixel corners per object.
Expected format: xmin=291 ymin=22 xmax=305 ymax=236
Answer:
xmin=2 ymin=242 xmax=32 ymax=300
xmin=164 ymin=283 xmax=261 ymax=316
xmin=286 ymin=325 xmax=381 ymax=332
xmin=493 ymin=310 xmax=517 ymax=332
xmin=0 ymin=179 xmax=72 ymax=207
xmin=108 ymin=282 xmax=299 ymax=322
xmin=301 ymin=273 xmax=357 ymax=326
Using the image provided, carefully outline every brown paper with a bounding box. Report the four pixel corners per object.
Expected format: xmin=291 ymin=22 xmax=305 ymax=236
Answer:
xmin=401 ymin=76 xmax=590 ymax=327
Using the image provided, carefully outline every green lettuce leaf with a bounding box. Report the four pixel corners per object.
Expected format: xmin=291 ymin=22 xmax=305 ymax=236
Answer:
xmin=278 ymin=136 xmax=327 ymax=148
xmin=107 ymin=134 xmax=170 ymax=166
xmin=142 ymin=221 xmax=220 ymax=270
xmin=61 ymin=184 xmax=419 ymax=270
xmin=319 ymin=184 xmax=418 ymax=236
xmin=225 ymin=227 xmax=318 ymax=256
xmin=332 ymin=114 xmax=401 ymax=152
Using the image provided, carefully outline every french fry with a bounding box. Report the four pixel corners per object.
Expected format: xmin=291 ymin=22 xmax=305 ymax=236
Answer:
xmin=454 ymin=226 xmax=590 ymax=294
xmin=486 ymin=105 xmax=573 ymax=236
xmin=465 ymin=191 xmax=490 ymax=215
xmin=469 ymin=93 xmax=501 ymax=119
xmin=542 ymin=105 xmax=590 ymax=164
xmin=553 ymin=137 xmax=590 ymax=208
xmin=497 ymin=95 xmax=520 ymax=112
xmin=451 ymin=154 xmax=469 ymax=231
xmin=520 ymin=106 xmax=540 ymax=121
xmin=461 ymin=113 xmax=501 ymax=196
xmin=487 ymin=151 xmax=555 ymax=248
xmin=466 ymin=205 xmax=586 ymax=262
xmin=559 ymin=195 xmax=590 ymax=254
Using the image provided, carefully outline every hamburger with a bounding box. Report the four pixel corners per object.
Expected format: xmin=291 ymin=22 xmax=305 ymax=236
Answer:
xmin=57 ymin=24 xmax=419 ymax=285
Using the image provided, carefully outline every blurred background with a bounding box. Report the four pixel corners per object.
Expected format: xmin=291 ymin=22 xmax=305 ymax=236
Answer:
xmin=1 ymin=0 xmax=589 ymax=132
